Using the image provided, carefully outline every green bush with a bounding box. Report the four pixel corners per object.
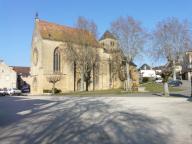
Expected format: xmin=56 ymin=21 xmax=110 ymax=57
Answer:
xmin=43 ymin=89 xmax=52 ymax=93
xmin=54 ymin=88 xmax=61 ymax=94
xmin=43 ymin=88 xmax=61 ymax=94
xmin=142 ymin=77 xmax=155 ymax=83
xmin=142 ymin=77 xmax=149 ymax=83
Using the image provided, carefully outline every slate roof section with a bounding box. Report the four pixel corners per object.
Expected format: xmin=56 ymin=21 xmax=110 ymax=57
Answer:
xmin=139 ymin=64 xmax=151 ymax=70
xmin=129 ymin=61 xmax=137 ymax=67
xmin=153 ymin=66 xmax=164 ymax=70
xmin=38 ymin=20 xmax=99 ymax=47
xmin=99 ymin=31 xmax=116 ymax=41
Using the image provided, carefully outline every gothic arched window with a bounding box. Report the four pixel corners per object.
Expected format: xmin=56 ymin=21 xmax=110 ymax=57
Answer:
xmin=53 ymin=47 xmax=61 ymax=72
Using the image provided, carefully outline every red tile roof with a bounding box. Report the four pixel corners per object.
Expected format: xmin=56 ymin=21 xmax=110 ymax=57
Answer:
xmin=11 ymin=66 xmax=30 ymax=76
xmin=38 ymin=20 xmax=99 ymax=47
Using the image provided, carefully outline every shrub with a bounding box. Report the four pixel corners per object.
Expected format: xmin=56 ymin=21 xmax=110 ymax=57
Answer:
xmin=54 ymin=88 xmax=61 ymax=94
xmin=142 ymin=77 xmax=149 ymax=83
xmin=43 ymin=89 xmax=52 ymax=93
xmin=43 ymin=88 xmax=61 ymax=94
xmin=142 ymin=77 xmax=156 ymax=83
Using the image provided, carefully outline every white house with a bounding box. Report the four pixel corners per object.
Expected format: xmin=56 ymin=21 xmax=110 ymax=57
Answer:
xmin=182 ymin=51 xmax=192 ymax=80
xmin=139 ymin=64 xmax=156 ymax=78
xmin=0 ymin=60 xmax=17 ymax=89
xmin=140 ymin=70 xmax=156 ymax=78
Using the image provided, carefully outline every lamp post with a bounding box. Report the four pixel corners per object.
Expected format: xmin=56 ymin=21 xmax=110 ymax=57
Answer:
xmin=188 ymin=62 xmax=192 ymax=97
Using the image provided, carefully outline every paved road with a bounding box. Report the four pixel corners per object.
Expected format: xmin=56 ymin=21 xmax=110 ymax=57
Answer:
xmin=170 ymin=80 xmax=191 ymax=97
xmin=0 ymin=94 xmax=192 ymax=144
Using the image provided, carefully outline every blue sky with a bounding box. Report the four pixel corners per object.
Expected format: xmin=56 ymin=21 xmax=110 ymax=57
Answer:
xmin=0 ymin=0 xmax=192 ymax=67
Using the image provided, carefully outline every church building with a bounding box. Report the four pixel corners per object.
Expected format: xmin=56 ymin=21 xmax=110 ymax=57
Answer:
xmin=30 ymin=17 xmax=138 ymax=94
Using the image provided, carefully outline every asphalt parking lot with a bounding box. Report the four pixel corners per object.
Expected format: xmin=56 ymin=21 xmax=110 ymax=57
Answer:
xmin=0 ymin=94 xmax=192 ymax=144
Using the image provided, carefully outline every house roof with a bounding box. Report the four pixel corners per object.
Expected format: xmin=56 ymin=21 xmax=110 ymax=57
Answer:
xmin=139 ymin=64 xmax=151 ymax=70
xmin=37 ymin=20 xmax=99 ymax=47
xmin=99 ymin=31 xmax=116 ymax=41
xmin=129 ymin=61 xmax=137 ymax=67
xmin=11 ymin=66 xmax=30 ymax=76
xmin=153 ymin=66 xmax=164 ymax=70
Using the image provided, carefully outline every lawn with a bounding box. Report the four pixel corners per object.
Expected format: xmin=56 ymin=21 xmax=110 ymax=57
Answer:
xmin=61 ymin=89 xmax=126 ymax=96
xmin=49 ymin=82 xmax=183 ymax=96
xmin=140 ymin=82 xmax=183 ymax=93
xmin=56 ymin=82 xmax=183 ymax=96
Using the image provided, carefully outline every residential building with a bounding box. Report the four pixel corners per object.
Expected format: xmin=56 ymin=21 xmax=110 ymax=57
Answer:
xmin=139 ymin=64 xmax=156 ymax=78
xmin=0 ymin=60 xmax=17 ymax=89
xmin=12 ymin=66 xmax=31 ymax=91
xmin=182 ymin=51 xmax=192 ymax=80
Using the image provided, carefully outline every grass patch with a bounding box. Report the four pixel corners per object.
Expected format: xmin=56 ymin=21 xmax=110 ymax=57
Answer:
xmin=53 ymin=82 xmax=183 ymax=96
xmin=140 ymin=82 xmax=183 ymax=93
xmin=58 ymin=89 xmax=140 ymax=96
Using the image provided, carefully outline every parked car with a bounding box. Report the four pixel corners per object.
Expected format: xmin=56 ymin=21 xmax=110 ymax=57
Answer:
xmin=0 ymin=88 xmax=6 ymax=96
xmin=7 ymin=88 xmax=21 ymax=95
xmin=168 ymin=80 xmax=182 ymax=87
xmin=155 ymin=79 xmax=163 ymax=83
xmin=21 ymin=84 xmax=30 ymax=93
xmin=3 ymin=88 xmax=9 ymax=95
xmin=155 ymin=75 xmax=163 ymax=83
xmin=156 ymin=75 xmax=162 ymax=79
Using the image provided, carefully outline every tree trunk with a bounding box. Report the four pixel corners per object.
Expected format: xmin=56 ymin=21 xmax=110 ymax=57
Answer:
xmin=80 ymin=68 xmax=84 ymax=91
xmin=93 ymin=65 xmax=95 ymax=91
xmin=163 ymin=82 xmax=169 ymax=96
xmin=52 ymin=83 xmax=55 ymax=95
xmin=74 ymin=62 xmax=76 ymax=91
xmin=125 ymin=62 xmax=131 ymax=91
xmin=109 ymin=62 xmax=112 ymax=88
xmin=86 ymin=80 xmax=89 ymax=91
xmin=188 ymin=72 xmax=191 ymax=81
xmin=173 ymin=60 xmax=176 ymax=80
xmin=124 ymin=80 xmax=126 ymax=90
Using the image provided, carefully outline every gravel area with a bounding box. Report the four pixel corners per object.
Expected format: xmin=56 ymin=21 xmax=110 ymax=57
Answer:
xmin=0 ymin=94 xmax=192 ymax=144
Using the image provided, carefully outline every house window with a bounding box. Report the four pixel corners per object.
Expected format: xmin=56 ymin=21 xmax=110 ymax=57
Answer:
xmin=53 ymin=47 xmax=61 ymax=72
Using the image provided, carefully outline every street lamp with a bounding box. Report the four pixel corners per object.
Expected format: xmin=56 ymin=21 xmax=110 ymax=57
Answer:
xmin=188 ymin=62 xmax=192 ymax=97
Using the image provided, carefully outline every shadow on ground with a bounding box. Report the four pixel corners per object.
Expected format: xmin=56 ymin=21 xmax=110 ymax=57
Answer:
xmin=0 ymin=96 xmax=173 ymax=144
xmin=152 ymin=92 xmax=191 ymax=99
xmin=187 ymin=97 xmax=192 ymax=102
xmin=0 ymin=96 xmax=58 ymax=126
xmin=169 ymin=93 xmax=190 ymax=98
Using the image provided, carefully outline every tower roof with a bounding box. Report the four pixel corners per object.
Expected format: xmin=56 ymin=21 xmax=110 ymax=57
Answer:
xmin=99 ymin=31 xmax=116 ymax=41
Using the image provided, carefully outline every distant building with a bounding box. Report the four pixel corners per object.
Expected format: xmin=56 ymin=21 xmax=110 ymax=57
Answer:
xmin=0 ymin=60 xmax=17 ymax=89
xmin=182 ymin=51 xmax=192 ymax=80
xmin=153 ymin=66 xmax=164 ymax=75
xmin=11 ymin=66 xmax=31 ymax=91
xmin=139 ymin=64 xmax=156 ymax=78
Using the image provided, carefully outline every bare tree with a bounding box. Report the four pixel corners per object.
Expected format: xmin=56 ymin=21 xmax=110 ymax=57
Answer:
xmin=111 ymin=16 xmax=146 ymax=91
xmin=76 ymin=17 xmax=98 ymax=91
xmin=161 ymin=61 xmax=173 ymax=96
xmin=46 ymin=73 xmax=62 ymax=94
xmin=152 ymin=17 xmax=192 ymax=96
xmin=109 ymin=48 xmax=123 ymax=88
xmin=152 ymin=17 xmax=191 ymax=80
xmin=65 ymin=16 xmax=98 ymax=91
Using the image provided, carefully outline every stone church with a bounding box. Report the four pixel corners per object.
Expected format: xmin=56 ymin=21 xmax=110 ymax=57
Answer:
xmin=31 ymin=17 xmax=138 ymax=94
